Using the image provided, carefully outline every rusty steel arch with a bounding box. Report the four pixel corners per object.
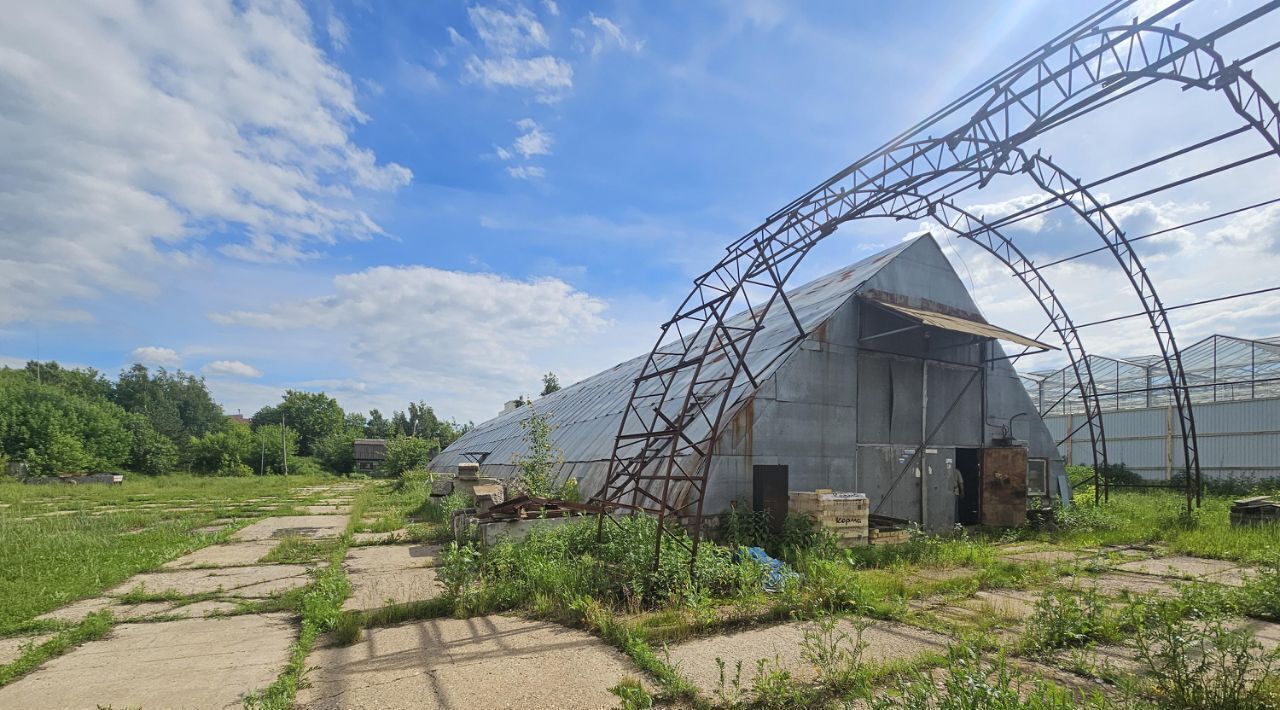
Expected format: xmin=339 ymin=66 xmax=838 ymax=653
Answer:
xmin=593 ymin=3 xmax=1280 ymax=564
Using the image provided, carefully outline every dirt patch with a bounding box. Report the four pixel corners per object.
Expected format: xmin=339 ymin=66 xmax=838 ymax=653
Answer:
xmin=0 ymin=614 xmax=295 ymax=709
xmin=298 ymin=615 xmax=639 ymax=709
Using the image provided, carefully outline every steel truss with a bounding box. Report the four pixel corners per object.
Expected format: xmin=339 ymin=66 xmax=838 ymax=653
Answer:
xmin=593 ymin=0 xmax=1280 ymax=566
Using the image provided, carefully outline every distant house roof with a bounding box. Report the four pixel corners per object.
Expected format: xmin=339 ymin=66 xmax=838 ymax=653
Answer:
xmin=354 ymin=439 xmax=388 ymax=461
xmin=227 ymin=414 xmax=250 ymax=425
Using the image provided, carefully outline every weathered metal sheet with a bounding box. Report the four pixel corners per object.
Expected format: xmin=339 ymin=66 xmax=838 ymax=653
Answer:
xmin=864 ymin=299 xmax=1056 ymax=351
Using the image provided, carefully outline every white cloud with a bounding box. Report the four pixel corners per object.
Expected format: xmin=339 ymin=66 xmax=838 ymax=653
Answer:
xmin=964 ymin=193 xmax=1052 ymax=233
xmin=543 ymin=1 xmax=560 ymax=17
xmin=326 ymin=11 xmax=348 ymax=50
xmin=203 ymin=359 xmax=264 ymax=378
xmin=507 ymin=165 xmax=547 ymax=180
xmin=447 ymin=26 xmax=468 ymax=45
xmin=130 ymin=346 xmax=182 ymax=368
xmin=576 ymin=14 xmax=645 ymax=56
xmin=464 ymin=55 xmax=573 ymax=93
xmin=212 ymin=265 xmax=611 ymax=419
xmin=467 ymin=5 xmax=550 ymax=54
xmin=513 ymin=118 xmax=553 ymax=158
xmin=0 ymin=1 xmax=410 ymax=324
xmin=460 ymin=4 xmax=572 ymax=101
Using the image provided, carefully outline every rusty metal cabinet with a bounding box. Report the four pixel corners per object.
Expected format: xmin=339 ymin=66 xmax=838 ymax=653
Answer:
xmin=981 ymin=447 xmax=1027 ymax=526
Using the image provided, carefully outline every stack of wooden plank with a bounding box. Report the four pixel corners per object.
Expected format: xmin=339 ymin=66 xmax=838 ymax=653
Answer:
xmin=868 ymin=514 xmax=911 ymax=546
xmin=1231 ymin=496 xmax=1280 ymax=527
xmin=790 ymin=490 xmax=868 ymax=547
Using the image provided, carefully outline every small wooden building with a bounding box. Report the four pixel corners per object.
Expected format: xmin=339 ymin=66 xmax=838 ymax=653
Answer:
xmin=353 ymin=439 xmax=388 ymax=474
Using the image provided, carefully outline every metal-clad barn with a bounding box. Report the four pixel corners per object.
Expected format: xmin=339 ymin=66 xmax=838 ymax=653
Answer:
xmin=432 ymin=236 xmax=1068 ymax=531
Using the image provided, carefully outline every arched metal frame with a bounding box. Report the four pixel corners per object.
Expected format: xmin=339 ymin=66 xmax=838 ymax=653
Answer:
xmin=593 ymin=7 xmax=1280 ymax=565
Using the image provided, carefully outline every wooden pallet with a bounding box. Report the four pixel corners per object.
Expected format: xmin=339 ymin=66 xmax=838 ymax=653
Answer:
xmin=790 ymin=489 xmax=869 ymax=545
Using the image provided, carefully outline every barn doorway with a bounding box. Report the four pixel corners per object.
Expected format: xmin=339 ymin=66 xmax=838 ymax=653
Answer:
xmin=956 ymin=448 xmax=981 ymax=526
xmin=752 ymin=464 xmax=789 ymax=534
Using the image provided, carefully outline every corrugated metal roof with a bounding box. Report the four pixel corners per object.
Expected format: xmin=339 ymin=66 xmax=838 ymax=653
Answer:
xmin=431 ymin=239 xmax=917 ymax=474
xmin=863 ymin=298 xmax=1056 ymax=351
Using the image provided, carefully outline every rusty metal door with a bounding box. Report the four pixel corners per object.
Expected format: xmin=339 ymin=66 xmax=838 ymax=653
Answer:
xmin=980 ymin=447 xmax=1027 ymax=527
xmin=752 ymin=465 xmax=789 ymax=534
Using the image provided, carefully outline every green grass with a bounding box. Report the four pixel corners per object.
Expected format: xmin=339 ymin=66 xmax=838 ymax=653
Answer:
xmin=261 ymin=535 xmax=342 ymax=565
xmin=0 ymin=610 xmax=114 ymax=687
xmin=1042 ymin=490 xmax=1280 ymax=564
xmin=243 ymin=544 xmax=352 ymax=709
xmin=0 ymin=474 xmax=348 ymax=634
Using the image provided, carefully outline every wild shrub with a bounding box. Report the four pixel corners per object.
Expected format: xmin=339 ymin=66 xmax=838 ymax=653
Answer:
xmin=800 ymin=615 xmax=870 ymax=695
xmin=870 ymin=644 xmax=1106 ymax=709
xmin=609 ymin=677 xmax=653 ymax=710
xmin=1239 ymin=561 xmax=1280 ymax=620
xmin=1023 ymin=588 xmax=1115 ymax=653
xmin=510 ymin=407 xmax=575 ymax=499
xmin=436 ymin=516 xmax=766 ymax=616
xmin=717 ymin=505 xmax=839 ymax=562
xmin=1126 ymin=605 xmax=1280 ymax=709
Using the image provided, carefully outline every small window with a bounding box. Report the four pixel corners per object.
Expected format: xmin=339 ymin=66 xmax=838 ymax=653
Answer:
xmin=1027 ymin=458 xmax=1049 ymax=497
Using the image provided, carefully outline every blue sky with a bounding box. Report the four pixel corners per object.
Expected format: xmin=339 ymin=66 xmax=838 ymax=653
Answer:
xmin=2 ymin=0 xmax=1279 ymax=423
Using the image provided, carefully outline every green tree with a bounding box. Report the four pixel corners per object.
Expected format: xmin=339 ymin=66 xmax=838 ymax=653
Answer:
xmin=23 ymin=361 xmax=112 ymax=401
xmin=315 ymin=426 xmax=361 ymax=474
xmin=379 ymin=436 xmax=437 ymax=477
xmin=0 ymin=373 xmax=131 ymax=475
xmin=365 ymin=409 xmax=393 ymax=439
xmin=122 ymin=413 xmax=179 ymax=476
xmin=251 ymin=390 xmax=343 ymax=456
xmin=187 ymin=420 xmax=255 ymax=476
xmin=112 ymin=364 xmax=223 ymax=445
xmin=512 ymin=407 xmax=571 ymax=498
xmin=541 ymin=372 xmax=561 ymax=396
xmin=252 ymin=423 xmax=300 ymax=475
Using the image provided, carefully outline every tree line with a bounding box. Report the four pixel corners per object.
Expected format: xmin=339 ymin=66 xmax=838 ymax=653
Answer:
xmin=0 ymin=361 xmax=467 ymax=477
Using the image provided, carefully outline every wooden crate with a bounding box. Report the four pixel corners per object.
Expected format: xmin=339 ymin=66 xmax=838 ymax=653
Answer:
xmin=790 ymin=490 xmax=869 ymax=545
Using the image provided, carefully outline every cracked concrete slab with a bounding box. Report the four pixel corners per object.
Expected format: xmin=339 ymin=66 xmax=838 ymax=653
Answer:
xmin=1001 ymin=550 xmax=1087 ymax=565
xmin=35 ymin=596 xmax=117 ymax=622
xmin=1114 ymin=555 xmax=1242 ymax=580
xmin=1064 ymin=571 xmax=1182 ymax=597
xmin=342 ymin=545 xmax=445 ymax=612
xmin=666 ymin=618 xmax=950 ymax=695
xmin=303 ymin=504 xmax=352 ymax=515
xmin=0 ymin=614 xmax=295 ymax=710
xmin=345 ymin=544 xmax=443 ymax=573
xmin=343 ymin=568 xmax=443 ymax=612
xmin=164 ymin=541 xmax=276 ymax=568
xmin=169 ymin=600 xmax=242 ymax=618
xmin=107 ymin=564 xmax=310 ymax=598
xmin=351 ymin=531 xmax=407 ymax=545
xmin=0 ymin=633 xmax=54 ymax=665
xmin=298 ymin=615 xmax=639 ymax=709
xmin=232 ymin=515 xmax=348 ymax=541
xmin=955 ymin=589 xmax=1041 ymax=620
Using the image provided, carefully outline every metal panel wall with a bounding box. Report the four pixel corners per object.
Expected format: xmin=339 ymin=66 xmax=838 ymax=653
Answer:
xmin=1044 ymin=397 xmax=1280 ymax=479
